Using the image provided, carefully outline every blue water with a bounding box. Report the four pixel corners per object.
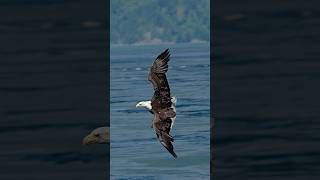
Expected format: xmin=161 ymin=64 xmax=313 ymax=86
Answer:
xmin=110 ymin=43 xmax=210 ymax=180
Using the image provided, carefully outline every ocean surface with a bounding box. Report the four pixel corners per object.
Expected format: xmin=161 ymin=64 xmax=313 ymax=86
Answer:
xmin=110 ymin=43 xmax=210 ymax=180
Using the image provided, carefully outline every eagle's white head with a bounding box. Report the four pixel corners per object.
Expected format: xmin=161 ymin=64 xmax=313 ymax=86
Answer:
xmin=135 ymin=101 xmax=152 ymax=110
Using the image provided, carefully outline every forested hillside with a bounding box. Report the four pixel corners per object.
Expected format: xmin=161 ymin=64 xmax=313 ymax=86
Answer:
xmin=111 ymin=0 xmax=210 ymax=44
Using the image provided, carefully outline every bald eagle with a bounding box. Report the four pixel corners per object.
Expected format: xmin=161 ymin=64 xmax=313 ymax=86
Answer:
xmin=136 ymin=49 xmax=177 ymax=158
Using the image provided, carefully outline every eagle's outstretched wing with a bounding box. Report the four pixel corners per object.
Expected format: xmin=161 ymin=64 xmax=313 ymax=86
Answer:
xmin=152 ymin=112 xmax=177 ymax=158
xmin=148 ymin=49 xmax=172 ymax=109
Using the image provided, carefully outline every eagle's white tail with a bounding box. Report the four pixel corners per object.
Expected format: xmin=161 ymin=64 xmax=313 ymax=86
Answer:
xmin=171 ymin=96 xmax=177 ymax=106
xmin=170 ymin=96 xmax=177 ymax=129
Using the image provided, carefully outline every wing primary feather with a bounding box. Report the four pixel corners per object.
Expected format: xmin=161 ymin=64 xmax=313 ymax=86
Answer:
xmin=153 ymin=49 xmax=170 ymax=74
xmin=154 ymin=117 xmax=177 ymax=159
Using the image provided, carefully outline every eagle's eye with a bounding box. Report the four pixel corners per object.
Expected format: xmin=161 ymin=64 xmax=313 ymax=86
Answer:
xmin=94 ymin=133 xmax=99 ymax=137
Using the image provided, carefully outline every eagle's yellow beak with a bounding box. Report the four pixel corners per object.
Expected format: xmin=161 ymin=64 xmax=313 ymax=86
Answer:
xmin=135 ymin=102 xmax=142 ymax=108
xmin=82 ymin=134 xmax=98 ymax=145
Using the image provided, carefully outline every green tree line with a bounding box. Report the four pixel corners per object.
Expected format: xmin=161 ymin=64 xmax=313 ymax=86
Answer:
xmin=111 ymin=0 xmax=210 ymax=44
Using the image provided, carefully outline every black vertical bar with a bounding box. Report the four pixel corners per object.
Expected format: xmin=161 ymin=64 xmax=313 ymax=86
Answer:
xmin=213 ymin=0 xmax=320 ymax=179
xmin=0 ymin=0 xmax=109 ymax=179
xmin=210 ymin=0 xmax=216 ymax=178
xmin=106 ymin=0 xmax=110 ymax=179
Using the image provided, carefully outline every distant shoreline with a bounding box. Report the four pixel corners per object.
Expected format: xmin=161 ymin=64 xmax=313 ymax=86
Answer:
xmin=110 ymin=39 xmax=209 ymax=47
